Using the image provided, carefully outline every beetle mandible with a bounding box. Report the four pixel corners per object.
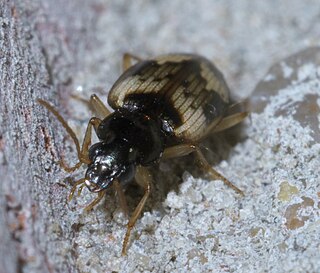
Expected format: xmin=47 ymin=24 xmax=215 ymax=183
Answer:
xmin=38 ymin=53 xmax=247 ymax=255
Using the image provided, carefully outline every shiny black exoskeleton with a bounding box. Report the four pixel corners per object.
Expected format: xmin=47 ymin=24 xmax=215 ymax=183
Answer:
xmin=85 ymin=108 xmax=168 ymax=192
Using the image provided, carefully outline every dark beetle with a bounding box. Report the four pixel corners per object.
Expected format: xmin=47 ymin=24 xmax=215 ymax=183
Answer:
xmin=38 ymin=53 xmax=247 ymax=255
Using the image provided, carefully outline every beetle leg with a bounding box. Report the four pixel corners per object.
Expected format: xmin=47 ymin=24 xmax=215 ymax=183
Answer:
xmin=89 ymin=94 xmax=111 ymax=119
xmin=226 ymin=100 xmax=247 ymax=112
xmin=162 ymin=143 xmax=196 ymax=159
xmin=79 ymin=117 xmax=101 ymax=160
xmin=199 ymin=110 xmax=247 ymax=141
xmin=122 ymin=53 xmax=142 ymax=71
xmin=84 ymin=190 xmax=106 ymax=212
xmin=38 ymin=99 xmax=82 ymax=165
xmin=211 ymin=112 xmax=248 ymax=133
xmin=70 ymin=94 xmax=111 ymax=119
xmin=162 ymin=144 xmax=243 ymax=195
xmin=122 ymin=166 xmax=151 ymax=255
xmin=113 ymin=179 xmax=129 ymax=217
xmin=58 ymin=116 xmax=101 ymax=172
xmin=38 ymin=99 xmax=102 ymax=172
xmin=195 ymin=147 xmax=244 ymax=196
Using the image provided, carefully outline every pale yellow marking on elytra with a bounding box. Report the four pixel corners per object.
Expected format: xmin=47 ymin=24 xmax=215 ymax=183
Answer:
xmin=155 ymin=54 xmax=193 ymax=65
xmin=175 ymin=106 xmax=203 ymax=135
xmin=200 ymin=62 xmax=229 ymax=102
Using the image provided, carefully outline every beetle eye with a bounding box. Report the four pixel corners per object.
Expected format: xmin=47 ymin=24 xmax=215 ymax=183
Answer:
xmin=88 ymin=142 xmax=105 ymax=160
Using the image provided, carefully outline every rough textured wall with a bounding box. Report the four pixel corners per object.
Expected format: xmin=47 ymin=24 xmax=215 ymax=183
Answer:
xmin=1 ymin=1 xmax=320 ymax=272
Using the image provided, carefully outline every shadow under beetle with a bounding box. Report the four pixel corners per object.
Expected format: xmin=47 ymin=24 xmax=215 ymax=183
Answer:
xmin=38 ymin=53 xmax=247 ymax=255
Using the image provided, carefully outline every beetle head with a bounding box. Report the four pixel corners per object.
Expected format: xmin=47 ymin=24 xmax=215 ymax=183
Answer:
xmin=84 ymin=141 xmax=136 ymax=192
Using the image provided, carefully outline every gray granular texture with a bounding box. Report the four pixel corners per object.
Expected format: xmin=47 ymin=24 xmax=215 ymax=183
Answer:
xmin=1 ymin=1 xmax=320 ymax=273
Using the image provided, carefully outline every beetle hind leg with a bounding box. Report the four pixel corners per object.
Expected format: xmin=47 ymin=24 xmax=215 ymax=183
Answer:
xmin=195 ymin=147 xmax=244 ymax=196
xmin=211 ymin=112 xmax=248 ymax=133
xmin=162 ymin=144 xmax=244 ymax=195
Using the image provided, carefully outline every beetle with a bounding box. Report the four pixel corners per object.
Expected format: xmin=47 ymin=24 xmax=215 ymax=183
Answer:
xmin=38 ymin=53 xmax=247 ymax=255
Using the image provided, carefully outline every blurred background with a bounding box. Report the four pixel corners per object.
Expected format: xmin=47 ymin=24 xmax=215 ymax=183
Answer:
xmin=36 ymin=0 xmax=320 ymax=101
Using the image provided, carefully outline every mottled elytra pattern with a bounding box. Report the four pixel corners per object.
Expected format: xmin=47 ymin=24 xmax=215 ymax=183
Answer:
xmin=108 ymin=54 xmax=230 ymax=141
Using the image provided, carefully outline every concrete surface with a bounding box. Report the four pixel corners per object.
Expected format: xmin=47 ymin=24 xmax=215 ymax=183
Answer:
xmin=1 ymin=1 xmax=320 ymax=272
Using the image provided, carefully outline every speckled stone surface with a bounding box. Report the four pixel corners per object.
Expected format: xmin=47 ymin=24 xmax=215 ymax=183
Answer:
xmin=1 ymin=1 xmax=320 ymax=272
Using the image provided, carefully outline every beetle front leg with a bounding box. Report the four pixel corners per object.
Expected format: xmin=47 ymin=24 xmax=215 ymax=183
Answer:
xmin=38 ymin=99 xmax=102 ymax=172
xmin=59 ymin=117 xmax=101 ymax=172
